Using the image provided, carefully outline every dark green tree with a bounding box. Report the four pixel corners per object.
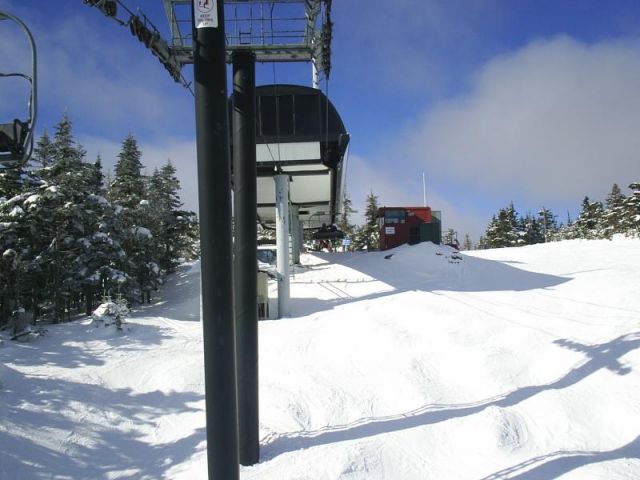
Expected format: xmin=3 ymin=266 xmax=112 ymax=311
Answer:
xmin=622 ymin=182 xmax=640 ymax=236
xmin=336 ymin=191 xmax=356 ymax=243
xmin=147 ymin=160 xmax=197 ymax=271
xmin=537 ymin=207 xmax=558 ymax=242
xmin=462 ymin=233 xmax=473 ymax=250
xmin=484 ymin=203 xmax=522 ymax=248
xmin=32 ymin=129 xmax=54 ymax=168
xmin=574 ymin=196 xmax=605 ymax=239
xmin=109 ymin=133 xmax=145 ymax=210
xmin=603 ymin=183 xmax=626 ymax=238
xmin=354 ymin=191 xmax=379 ymax=251
xmin=519 ymin=212 xmax=544 ymax=245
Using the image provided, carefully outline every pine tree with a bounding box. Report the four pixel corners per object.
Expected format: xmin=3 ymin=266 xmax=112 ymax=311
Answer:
xmin=462 ymin=234 xmax=473 ymax=250
xmin=603 ymin=183 xmax=626 ymax=238
xmin=0 ymin=169 xmax=26 ymax=200
xmin=574 ymin=196 xmax=605 ymax=239
xmin=0 ymin=192 xmax=26 ymax=325
xmin=108 ymin=134 xmax=157 ymax=303
xmin=89 ymin=155 xmax=105 ymax=194
xmin=537 ymin=207 xmax=557 ymax=242
xmin=0 ymin=168 xmax=49 ymax=325
xmin=32 ymin=129 xmax=54 ymax=168
xmin=50 ymin=113 xmax=86 ymax=172
xmin=354 ymin=191 xmax=379 ymax=251
xmin=519 ymin=212 xmax=544 ymax=245
xmin=109 ymin=134 xmax=145 ymax=210
xmin=41 ymin=114 xmax=93 ymax=197
xmin=147 ymin=160 xmax=196 ymax=272
xmin=443 ymin=228 xmax=457 ymax=246
xmin=622 ymin=182 xmax=640 ymax=237
xmin=336 ymin=192 xmax=356 ymax=243
xmin=484 ymin=203 xmax=522 ymax=248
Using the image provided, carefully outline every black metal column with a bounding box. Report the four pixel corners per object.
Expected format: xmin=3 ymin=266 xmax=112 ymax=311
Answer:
xmin=232 ymin=49 xmax=259 ymax=466
xmin=192 ymin=1 xmax=240 ymax=479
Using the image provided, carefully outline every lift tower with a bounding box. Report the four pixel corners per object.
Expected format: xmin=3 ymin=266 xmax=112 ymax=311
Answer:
xmin=84 ymin=0 xmax=334 ymax=474
xmin=162 ymin=0 xmax=334 ymax=468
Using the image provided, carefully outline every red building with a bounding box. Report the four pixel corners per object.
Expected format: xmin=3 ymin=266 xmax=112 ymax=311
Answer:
xmin=377 ymin=206 xmax=442 ymax=250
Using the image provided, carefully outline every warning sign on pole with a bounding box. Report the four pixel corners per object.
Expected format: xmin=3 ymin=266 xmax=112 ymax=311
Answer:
xmin=194 ymin=0 xmax=218 ymax=29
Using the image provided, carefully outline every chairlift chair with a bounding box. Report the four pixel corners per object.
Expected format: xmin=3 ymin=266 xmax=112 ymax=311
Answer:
xmin=0 ymin=11 xmax=37 ymax=170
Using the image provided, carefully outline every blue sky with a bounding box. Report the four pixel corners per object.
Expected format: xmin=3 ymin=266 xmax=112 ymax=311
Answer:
xmin=2 ymin=0 xmax=640 ymax=241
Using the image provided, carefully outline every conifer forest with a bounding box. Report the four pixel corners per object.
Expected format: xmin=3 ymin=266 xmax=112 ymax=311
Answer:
xmin=0 ymin=114 xmax=199 ymax=328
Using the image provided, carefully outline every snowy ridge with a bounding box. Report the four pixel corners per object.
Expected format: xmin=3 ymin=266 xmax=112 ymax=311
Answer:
xmin=2 ymin=239 xmax=640 ymax=479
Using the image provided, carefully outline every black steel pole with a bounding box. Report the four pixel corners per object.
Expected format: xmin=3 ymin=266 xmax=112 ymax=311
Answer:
xmin=192 ymin=1 xmax=240 ymax=479
xmin=231 ymin=49 xmax=259 ymax=466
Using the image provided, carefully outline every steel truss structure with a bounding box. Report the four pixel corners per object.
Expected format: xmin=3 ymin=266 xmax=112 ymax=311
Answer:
xmin=84 ymin=0 xmax=332 ymax=88
xmin=164 ymin=0 xmax=331 ymax=73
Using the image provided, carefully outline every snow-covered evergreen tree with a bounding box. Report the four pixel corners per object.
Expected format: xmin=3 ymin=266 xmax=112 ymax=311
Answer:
xmin=108 ymin=134 xmax=157 ymax=303
xmin=32 ymin=129 xmax=54 ymax=168
xmin=537 ymin=208 xmax=558 ymax=242
xmin=484 ymin=203 xmax=522 ymax=248
xmin=92 ymin=293 xmax=129 ymax=331
xmin=519 ymin=212 xmax=544 ymax=245
xmin=45 ymin=113 xmax=87 ymax=182
xmin=573 ymin=196 xmax=605 ymax=239
xmin=0 ymin=169 xmax=46 ymax=325
xmin=603 ymin=183 xmax=626 ymax=238
xmin=336 ymin=192 xmax=356 ymax=242
xmin=462 ymin=234 xmax=473 ymax=250
xmin=109 ymin=134 xmax=145 ymax=210
xmin=443 ymin=228 xmax=457 ymax=246
xmin=147 ymin=160 xmax=197 ymax=271
xmin=354 ymin=191 xmax=379 ymax=251
xmin=622 ymin=182 xmax=640 ymax=237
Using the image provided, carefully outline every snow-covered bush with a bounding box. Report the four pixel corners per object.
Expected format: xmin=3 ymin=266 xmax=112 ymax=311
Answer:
xmin=5 ymin=308 xmax=47 ymax=342
xmin=92 ymin=295 xmax=129 ymax=331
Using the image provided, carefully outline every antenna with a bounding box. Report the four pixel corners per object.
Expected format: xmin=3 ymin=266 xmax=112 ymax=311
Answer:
xmin=422 ymin=172 xmax=427 ymax=207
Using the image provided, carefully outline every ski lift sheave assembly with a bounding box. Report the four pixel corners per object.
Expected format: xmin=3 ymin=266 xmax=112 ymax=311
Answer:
xmin=0 ymin=11 xmax=37 ymax=170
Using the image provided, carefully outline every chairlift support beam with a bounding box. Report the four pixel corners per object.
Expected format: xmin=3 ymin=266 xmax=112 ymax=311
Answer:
xmin=162 ymin=0 xmax=330 ymax=76
xmin=193 ymin=2 xmax=240 ymax=479
xmin=231 ymin=49 xmax=259 ymax=466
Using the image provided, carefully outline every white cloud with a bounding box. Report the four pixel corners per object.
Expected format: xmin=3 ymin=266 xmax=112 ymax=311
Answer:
xmin=1 ymin=3 xmax=193 ymax=141
xmin=345 ymin=154 xmax=487 ymax=240
xmin=404 ymin=36 xmax=640 ymax=204
xmin=334 ymin=0 xmax=501 ymax=96
xmin=139 ymin=140 xmax=198 ymax=213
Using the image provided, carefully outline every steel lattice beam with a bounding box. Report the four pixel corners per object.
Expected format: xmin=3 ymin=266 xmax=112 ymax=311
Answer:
xmin=163 ymin=0 xmax=328 ymax=71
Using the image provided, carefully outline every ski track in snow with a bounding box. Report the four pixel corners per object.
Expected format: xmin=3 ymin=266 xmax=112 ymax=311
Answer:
xmin=2 ymin=240 xmax=640 ymax=479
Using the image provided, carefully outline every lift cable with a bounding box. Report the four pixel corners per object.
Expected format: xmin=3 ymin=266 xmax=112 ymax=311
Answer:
xmin=82 ymin=0 xmax=193 ymax=93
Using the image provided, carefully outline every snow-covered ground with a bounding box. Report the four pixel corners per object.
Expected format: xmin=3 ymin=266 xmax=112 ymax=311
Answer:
xmin=2 ymin=238 xmax=640 ymax=479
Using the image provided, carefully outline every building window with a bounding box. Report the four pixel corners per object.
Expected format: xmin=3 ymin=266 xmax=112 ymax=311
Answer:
xmin=384 ymin=209 xmax=405 ymax=224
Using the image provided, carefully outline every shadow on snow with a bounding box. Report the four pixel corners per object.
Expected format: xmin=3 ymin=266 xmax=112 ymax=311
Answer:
xmin=0 ymin=364 xmax=204 ymax=479
xmin=285 ymin=243 xmax=571 ymax=317
xmin=479 ymin=435 xmax=640 ymax=479
xmin=261 ymin=332 xmax=640 ymax=465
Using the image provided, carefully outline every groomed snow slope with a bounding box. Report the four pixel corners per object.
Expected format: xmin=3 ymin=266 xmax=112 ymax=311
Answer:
xmin=2 ymin=238 xmax=640 ymax=479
